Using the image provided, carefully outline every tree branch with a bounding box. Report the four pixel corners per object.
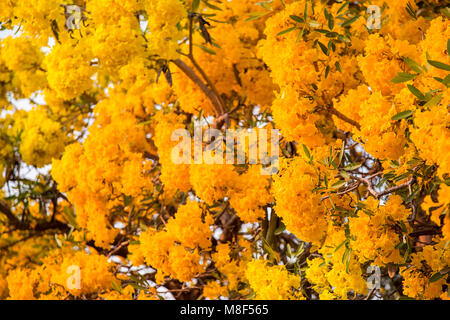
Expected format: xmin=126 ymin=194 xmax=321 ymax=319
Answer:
xmin=0 ymin=200 xmax=20 ymax=226
xmin=172 ymin=59 xmax=223 ymax=116
xmin=329 ymin=106 xmax=361 ymax=130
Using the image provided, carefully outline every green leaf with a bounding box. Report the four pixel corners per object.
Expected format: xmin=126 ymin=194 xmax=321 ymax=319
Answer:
xmin=344 ymin=163 xmax=362 ymax=171
xmin=335 ymin=61 xmax=342 ymax=73
xmin=195 ymin=44 xmax=216 ymax=55
xmin=405 ymin=2 xmax=417 ymax=20
xmin=337 ymin=2 xmax=349 ymax=15
xmin=338 ymin=140 xmax=345 ymax=164
xmin=447 ymin=39 xmax=449 ymax=57
xmin=429 ymin=272 xmax=445 ymax=283
xmin=263 ymin=238 xmax=280 ymax=263
xmin=302 ymin=144 xmax=311 ymax=159
xmin=332 ymin=180 xmax=346 ymax=189
xmin=245 ymin=12 xmax=268 ymax=22
xmin=274 ymin=222 xmax=286 ymax=235
xmin=304 ymin=0 xmax=308 ymax=21
xmin=202 ymin=0 xmax=222 ymax=11
xmin=427 ymin=59 xmax=450 ymax=71
xmin=404 ymin=57 xmax=423 ymax=74
xmin=391 ymin=110 xmax=413 ymax=121
xmin=328 ymin=14 xmax=334 ymax=30
xmin=337 ymin=1 xmax=349 ymax=14
xmin=290 ymin=15 xmax=304 ymax=24
xmin=391 ymin=72 xmax=416 ymax=83
xmin=317 ymin=41 xmax=329 ymax=56
xmin=424 ymin=94 xmax=442 ymax=107
xmin=64 ymin=206 xmax=78 ymax=228
xmin=407 ymin=84 xmax=425 ymax=100
xmin=325 ymin=65 xmax=330 ymax=78
xmin=326 ymin=31 xmax=339 ymax=38
xmin=334 ymin=239 xmax=348 ymax=253
xmin=440 ymin=7 xmax=450 ymax=19
xmin=296 ymin=29 xmax=304 ymax=44
xmin=277 ymin=26 xmax=297 ymax=36
xmin=314 ymin=28 xmax=329 ymax=34
xmin=192 ymin=0 xmax=200 ymax=12
xmin=341 ymin=15 xmax=360 ymax=28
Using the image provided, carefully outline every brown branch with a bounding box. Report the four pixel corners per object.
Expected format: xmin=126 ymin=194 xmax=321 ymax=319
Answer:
xmin=329 ymin=106 xmax=361 ymax=130
xmin=0 ymin=200 xmax=20 ymax=226
xmin=350 ymin=174 xmax=413 ymax=200
xmin=171 ymin=13 xmax=226 ymax=119
xmin=0 ymin=200 xmax=70 ymax=233
xmin=187 ymin=13 xmax=225 ymax=114
xmin=172 ymin=59 xmax=223 ymax=117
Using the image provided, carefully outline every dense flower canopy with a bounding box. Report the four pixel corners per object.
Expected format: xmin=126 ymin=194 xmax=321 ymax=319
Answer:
xmin=0 ymin=0 xmax=449 ymax=300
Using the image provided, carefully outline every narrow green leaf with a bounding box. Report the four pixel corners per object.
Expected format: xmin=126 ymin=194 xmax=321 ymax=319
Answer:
xmin=328 ymin=14 xmax=334 ymax=30
xmin=391 ymin=72 xmax=416 ymax=83
xmin=429 ymin=272 xmax=445 ymax=283
xmin=332 ymin=180 xmax=346 ymax=189
xmin=201 ymin=0 xmax=222 ymax=11
xmin=337 ymin=2 xmax=348 ymax=15
xmin=302 ymin=144 xmax=311 ymax=159
xmin=195 ymin=44 xmax=216 ymax=55
xmin=391 ymin=110 xmax=413 ymax=121
xmin=274 ymin=222 xmax=286 ymax=235
xmin=334 ymin=239 xmax=348 ymax=253
xmin=341 ymin=15 xmax=360 ymax=28
xmin=335 ymin=61 xmax=342 ymax=72
xmin=317 ymin=41 xmax=329 ymax=56
xmin=290 ymin=15 xmax=305 ymax=24
xmin=296 ymin=29 xmax=304 ymax=44
xmin=404 ymin=57 xmax=423 ymax=74
xmin=424 ymin=94 xmax=442 ymax=107
xmin=344 ymin=163 xmax=362 ymax=171
xmin=407 ymin=84 xmax=425 ymax=100
xmin=304 ymin=1 xmax=308 ymax=21
xmin=277 ymin=26 xmax=297 ymax=36
xmin=192 ymin=0 xmax=200 ymax=12
xmin=245 ymin=12 xmax=268 ymax=22
xmin=440 ymin=7 xmax=450 ymax=19
xmin=325 ymin=65 xmax=330 ymax=78
xmin=428 ymin=59 xmax=450 ymax=71
xmin=326 ymin=31 xmax=339 ymax=38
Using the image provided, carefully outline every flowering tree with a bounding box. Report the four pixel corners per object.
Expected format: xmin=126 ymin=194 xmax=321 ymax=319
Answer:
xmin=0 ymin=0 xmax=449 ymax=300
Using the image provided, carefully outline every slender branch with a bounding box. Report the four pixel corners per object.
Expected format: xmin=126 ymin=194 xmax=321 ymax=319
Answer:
xmin=0 ymin=200 xmax=20 ymax=226
xmin=187 ymin=13 xmax=225 ymax=115
xmin=172 ymin=59 xmax=223 ymax=116
xmin=350 ymin=174 xmax=413 ymax=200
xmin=0 ymin=199 xmax=70 ymax=232
xmin=329 ymin=106 xmax=361 ymax=130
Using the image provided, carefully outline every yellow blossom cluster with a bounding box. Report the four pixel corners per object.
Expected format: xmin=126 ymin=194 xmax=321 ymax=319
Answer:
xmin=52 ymin=92 xmax=154 ymax=247
xmin=0 ymin=0 xmax=449 ymax=301
xmin=130 ymin=201 xmax=213 ymax=283
xmin=17 ymin=107 xmax=67 ymax=168
xmin=245 ymin=259 xmax=302 ymax=300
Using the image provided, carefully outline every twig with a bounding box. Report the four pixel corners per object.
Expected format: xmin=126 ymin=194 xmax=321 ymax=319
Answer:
xmin=329 ymin=106 xmax=361 ymax=130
